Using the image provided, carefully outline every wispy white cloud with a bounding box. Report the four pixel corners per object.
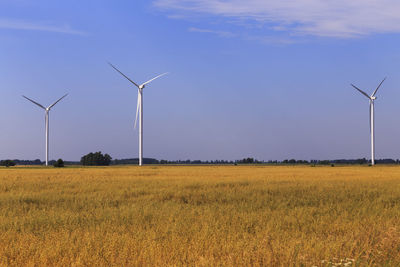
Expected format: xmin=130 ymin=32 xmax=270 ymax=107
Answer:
xmin=189 ymin=27 xmax=296 ymax=44
xmin=243 ymin=34 xmax=298 ymax=45
xmin=0 ymin=18 xmax=85 ymax=35
xmin=154 ymin=0 xmax=400 ymax=38
xmin=188 ymin=27 xmax=236 ymax=38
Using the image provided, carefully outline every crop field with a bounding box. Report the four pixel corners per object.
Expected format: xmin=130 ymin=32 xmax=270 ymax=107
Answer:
xmin=1 ymin=165 xmax=400 ymax=266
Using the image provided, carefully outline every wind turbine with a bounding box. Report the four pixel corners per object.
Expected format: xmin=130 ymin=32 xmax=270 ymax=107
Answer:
xmin=108 ymin=62 xmax=167 ymax=166
xmin=22 ymin=94 xmax=68 ymax=166
xmin=351 ymin=78 xmax=386 ymax=166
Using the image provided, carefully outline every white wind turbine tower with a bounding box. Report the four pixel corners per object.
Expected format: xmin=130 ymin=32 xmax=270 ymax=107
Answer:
xmin=351 ymin=78 xmax=386 ymax=166
xmin=109 ymin=62 xmax=167 ymax=166
xmin=22 ymin=94 xmax=68 ymax=166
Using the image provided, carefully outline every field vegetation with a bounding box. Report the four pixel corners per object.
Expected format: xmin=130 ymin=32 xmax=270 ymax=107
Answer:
xmin=0 ymin=165 xmax=400 ymax=266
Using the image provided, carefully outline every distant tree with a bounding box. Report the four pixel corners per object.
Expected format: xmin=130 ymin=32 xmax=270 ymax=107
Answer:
xmin=356 ymin=158 xmax=368 ymax=165
xmin=296 ymin=160 xmax=309 ymax=164
xmin=238 ymin=158 xmax=255 ymax=164
xmin=81 ymin=152 xmax=112 ymax=166
xmin=376 ymin=159 xmax=396 ymax=164
xmin=0 ymin=160 xmax=15 ymax=167
xmin=54 ymin=159 xmax=65 ymax=168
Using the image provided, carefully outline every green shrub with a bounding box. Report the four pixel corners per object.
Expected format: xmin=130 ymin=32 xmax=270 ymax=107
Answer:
xmin=0 ymin=160 xmax=15 ymax=167
xmin=54 ymin=159 xmax=65 ymax=168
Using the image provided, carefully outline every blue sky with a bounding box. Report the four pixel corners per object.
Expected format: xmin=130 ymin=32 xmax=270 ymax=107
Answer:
xmin=1 ymin=0 xmax=400 ymax=161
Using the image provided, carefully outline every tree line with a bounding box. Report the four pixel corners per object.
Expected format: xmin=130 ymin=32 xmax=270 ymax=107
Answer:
xmin=2 ymin=155 xmax=400 ymax=167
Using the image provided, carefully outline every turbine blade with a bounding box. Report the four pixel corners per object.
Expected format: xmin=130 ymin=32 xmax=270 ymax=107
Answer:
xmin=22 ymin=95 xmax=46 ymax=110
xmin=371 ymin=77 xmax=386 ymax=97
xmin=48 ymin=93 xmax=68 ymax=109
xmin=351 ymin=84 xmax=370 ymax=99
xmin=108 ymin=62 xmax=140 ymax=88
xmin=134 ymin=90 xmax=141 ymax=129
xmin=141 ymin=72 xmax=168 ymax=86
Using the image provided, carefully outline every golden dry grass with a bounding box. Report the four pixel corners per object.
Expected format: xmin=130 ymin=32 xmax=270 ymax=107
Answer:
xmin=1 ymin=165 xmax=400 ymax=266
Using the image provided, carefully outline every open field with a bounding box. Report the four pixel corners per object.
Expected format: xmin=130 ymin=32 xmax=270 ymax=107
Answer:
xmin=1 ymin=165 xmax=400 ymax=266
